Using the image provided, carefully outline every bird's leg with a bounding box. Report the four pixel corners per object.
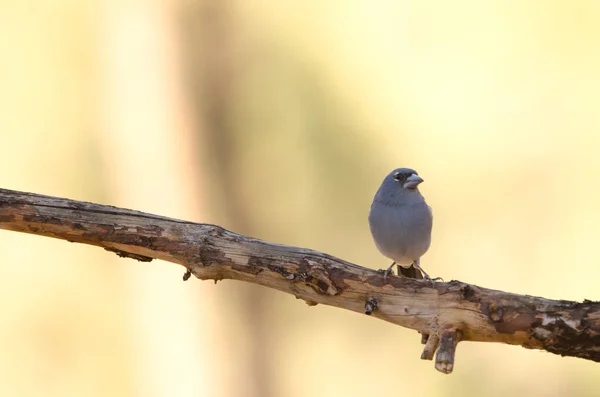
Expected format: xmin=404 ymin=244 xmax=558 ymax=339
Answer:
xmin=413 ymin=259 xmax=443 ymax=287
xmin=383 ymin=262 xmax=396 ymax=281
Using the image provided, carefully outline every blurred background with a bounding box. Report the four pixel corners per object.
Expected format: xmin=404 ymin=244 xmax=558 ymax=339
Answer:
xmin=1 ymin=0 xmax=600 ymax=396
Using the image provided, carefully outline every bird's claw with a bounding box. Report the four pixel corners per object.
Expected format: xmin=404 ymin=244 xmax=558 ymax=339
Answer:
xmin=382 ymin=267 xmax=394 ymax=281
xmin=381 ymin=262 xmax=396 ymax=281
xmin=424 ymin=276 xmax=443 ymax=288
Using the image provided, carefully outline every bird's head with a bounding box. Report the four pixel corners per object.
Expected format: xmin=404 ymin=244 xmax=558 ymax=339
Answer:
xmin=390 ymin=168 xmax=424 ymax=190
xmin=373 ymin=168 xmax=426 ymax=204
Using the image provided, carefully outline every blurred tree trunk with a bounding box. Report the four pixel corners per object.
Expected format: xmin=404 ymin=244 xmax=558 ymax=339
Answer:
xmin=97 ymin=0 xmax=218 ymax=396
xmin=183 ymin=2 xmax=273 ymax=397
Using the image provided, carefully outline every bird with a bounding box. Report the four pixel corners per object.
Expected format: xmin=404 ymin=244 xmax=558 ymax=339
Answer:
xmin=368 ymin=167 xmax=436 ymax=283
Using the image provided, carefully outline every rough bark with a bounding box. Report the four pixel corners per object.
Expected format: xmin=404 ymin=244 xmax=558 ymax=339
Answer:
xmin=0 ymin=188 xmax=598 ymax=374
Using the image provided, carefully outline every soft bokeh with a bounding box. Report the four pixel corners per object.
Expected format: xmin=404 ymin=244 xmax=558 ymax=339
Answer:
xmin=1 ymin=0 xmax=599 ymax=396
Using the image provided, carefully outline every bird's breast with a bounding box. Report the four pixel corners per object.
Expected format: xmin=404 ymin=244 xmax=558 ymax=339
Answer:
xmin=368 ymin=200 xmax=432 ymax=264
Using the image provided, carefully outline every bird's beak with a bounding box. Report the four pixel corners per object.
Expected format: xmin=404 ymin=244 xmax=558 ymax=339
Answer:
xmin=403 ymin=173 xmax=424 ymax=189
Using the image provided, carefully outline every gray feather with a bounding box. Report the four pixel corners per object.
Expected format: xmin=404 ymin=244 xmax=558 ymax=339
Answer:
xmin=368 ymin=168 xmax=433 ymax=266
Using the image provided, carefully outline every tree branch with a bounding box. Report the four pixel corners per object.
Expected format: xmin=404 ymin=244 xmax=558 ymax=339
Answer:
xmin=0 ymin=188 xmax=598 ymax=373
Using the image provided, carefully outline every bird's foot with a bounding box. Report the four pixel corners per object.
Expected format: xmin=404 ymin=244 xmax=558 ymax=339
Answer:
xmin=382 ymin=268 xmax=393 ymax=281
xmin=382 ymin=262 xmax=396 ymax=281
xmin=424 ymin=276 xmax=444 ymax=288
xmin=413 ymin=260 xmax=442 ymax=288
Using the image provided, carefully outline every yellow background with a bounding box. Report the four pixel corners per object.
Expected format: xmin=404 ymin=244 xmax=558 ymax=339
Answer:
xmin=1 ymin=0 xmax=599 ymax=396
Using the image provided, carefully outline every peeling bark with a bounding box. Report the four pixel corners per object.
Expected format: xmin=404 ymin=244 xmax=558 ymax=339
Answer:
xmin=0 ymin=188 xmax=599 ymax=373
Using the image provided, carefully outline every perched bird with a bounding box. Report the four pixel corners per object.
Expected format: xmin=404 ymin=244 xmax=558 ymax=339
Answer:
xmin=368 ymin=168 xmax=436 ymax=282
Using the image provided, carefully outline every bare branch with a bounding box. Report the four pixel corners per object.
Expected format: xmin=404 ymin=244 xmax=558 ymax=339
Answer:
xmin=0 ymin=188 xmax=599 ymax=374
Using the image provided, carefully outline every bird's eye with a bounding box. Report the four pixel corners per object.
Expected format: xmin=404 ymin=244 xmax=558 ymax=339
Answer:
xmin=393 ymin=172 xmax=407 ymax=182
